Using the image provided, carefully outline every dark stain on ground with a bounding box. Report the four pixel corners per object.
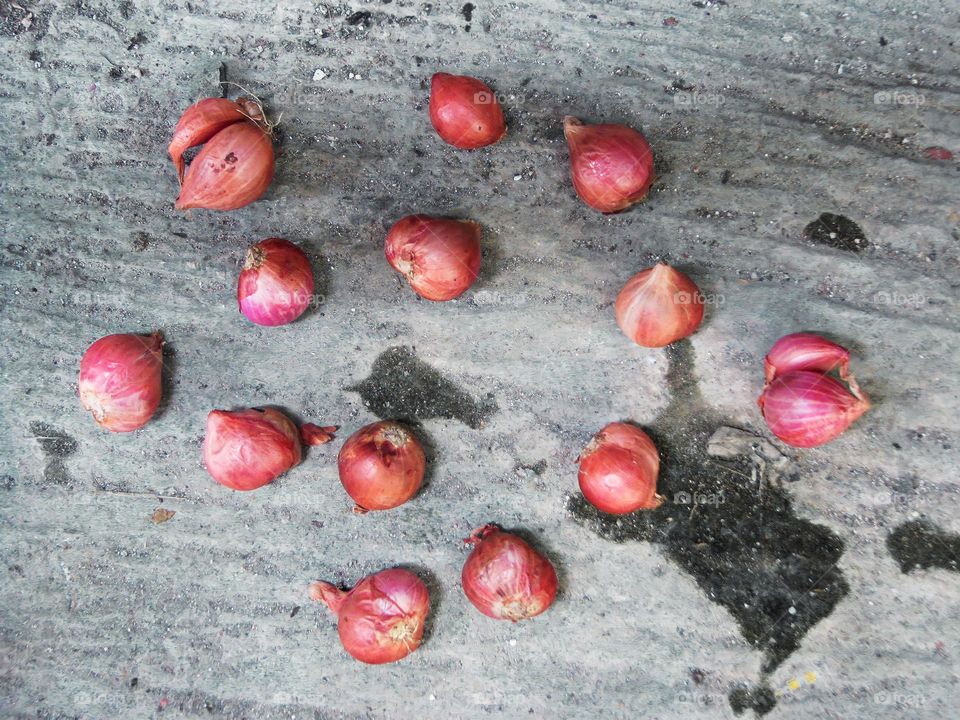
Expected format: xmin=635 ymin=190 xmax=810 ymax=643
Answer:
xmin=347 ymin=346 xmax=496 ymax=429
xmin=802 ymin=213 xmax=868 ymax=253
xmin=568 ymin=341 xmax=848 ymax=713
xmin=729 ymin=684 xmax=777 ymax=716
xmin=887 ymin=520 xmax=960 ymax=573
xmin=346 ymin=11 xmax=371 ymax=26
xmin=30 ymin=421 xmax=78 ymax=485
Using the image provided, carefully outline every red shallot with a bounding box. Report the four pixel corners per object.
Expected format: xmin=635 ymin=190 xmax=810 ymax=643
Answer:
xmin=384 ymin=215 xmax=482 ymax=301
xmin=79 ymin=331 xmax=164 ymax=432
xmin=309 ymin=568 xmax=430 ymax=664
xmin=429 ymin=72 xmax=506 ymax=149
xmin=758 ymin=370 xmax=870 ymax=448
xmin=203 ymin=408 xmax=301 ymax=490
xmin=172 ymin=96 xmax=274 ymax=211
xmin=563 ymin=116 xmax=655 ymax=213
xmin=461 ymin=524 xmax=558 ymax=621
xmin=577 ymin=422 xmax=662 ymax=514
xmin=615 ymin=262 xmax=705 ymax=347
xmin=237 ymin=238 xmax=315 ymax=326
xmin=337 ymin=421 xmax=425 ymax=511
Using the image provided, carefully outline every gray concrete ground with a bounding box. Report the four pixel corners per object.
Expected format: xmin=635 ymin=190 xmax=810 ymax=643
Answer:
xmin=1 ymin=1 xmax=958 ymax=718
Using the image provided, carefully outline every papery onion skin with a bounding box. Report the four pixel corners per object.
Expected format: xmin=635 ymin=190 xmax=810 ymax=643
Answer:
xmin=563 ymin=116 xmax=655 ymax=213
xmin=309 ymin=568 xmax=430 ymax=664
xmin=429 ymin=72 xmax=506 ymax=149
xmin=384 ymin=215 xmax=482 ymax=301
xmin=300 ymin=424 xmax=338 ymax=446
xmin=578 ymin=422 xmax=662 ymax=514
xmin=168 ymin=98 xmax=248 ymax=184
xmin=337 ymin=421 xmax=425 ymax=511
xmin=758 ymin=370 xmax=870 ymax=448
xmin=79 ymin=332 xmax=164 ymax=432
xmin=461 ymin=524 xmax=558 ymax=621
xmin=175 ymin=121 xmax=274 ymax=211
xmin=203 ymin=408 xmax=302 ymax=490
xmin=764 ymin=333 xmax=851 ymax=384
xmin=237 ymin=238 xmax=315 ymax=326
xmin=615 ymin=262 xmax=705 ymax=347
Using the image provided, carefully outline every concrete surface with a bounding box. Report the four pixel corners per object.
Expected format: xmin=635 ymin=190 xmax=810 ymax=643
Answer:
xmin=1 ymin=1 xmax=959 ymax=718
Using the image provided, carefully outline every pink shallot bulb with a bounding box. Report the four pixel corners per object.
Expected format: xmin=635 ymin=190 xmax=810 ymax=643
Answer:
xmin=577 ymin=422 xmax=662 ymax=514
xmin=758 ymin=370 xmax=870 ymax=448
xmin=384 ymin=215 xmax=482 ymax=301
xmin=203 ymin=408 xmax=302 ymax=490
xmin=78 ymin=331 xmax=164 ymax=432
xmin=237 ymin=238 xmax=315 ymax=326
xmin=614 ymin=263 xmax=705 ymax=347
xmin=461 ymin=524 xmax=558 ymax=621
xmin=563 ymin=116 xmax=655 ymax=213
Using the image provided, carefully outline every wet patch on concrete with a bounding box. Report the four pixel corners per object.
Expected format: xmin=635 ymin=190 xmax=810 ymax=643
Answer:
xmin=887 ymin=519 xmax=960 ymax=573
xmin=568 ymin=341 xmax=848 ymax=710
xmin=729 ymin=683 xmax=777 ymax=716
xmin=347 ymin=346 xmax=497 ymax=429
xmin=30 ymin=421 xmax=78 ymax=485
xmin=802 ymin=213 xmax=868 ymax=252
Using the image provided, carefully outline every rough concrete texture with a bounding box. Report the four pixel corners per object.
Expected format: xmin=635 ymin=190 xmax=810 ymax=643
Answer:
xmin=1 ymin=0 xmax=958 ymax=718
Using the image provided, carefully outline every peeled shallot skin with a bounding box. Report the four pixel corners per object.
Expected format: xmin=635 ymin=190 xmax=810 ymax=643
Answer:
xmin=578 ymin=422 xmax=662 ymax=514
xmin=384 ymin=215 xmax=482 ymax=301
xmin=758 ymin=370 xmax=870 ymax=448
xmin=237 ymin=238 xmax=315 ymax=326
xmin=175 ymin=121 xmax=274 ymax=211
xmin=461 ymin=524 xmax=558 ymax=621
xmin=429 ymin=72 xmax=506 ymax=149
xmin=563 ymin=116 xmax=655 ymax=213
xmin=309 ymin=568 xmax=430 ymax=664
xmin=203 ymin=408 xmax=302 ymax=490
xmin=79 ymin=332 xmax=164 ymax=432
xmin=615 ymin=262 xmax=705 ymax=347
xmin=337 ymin=421 xmax=425 ymax=511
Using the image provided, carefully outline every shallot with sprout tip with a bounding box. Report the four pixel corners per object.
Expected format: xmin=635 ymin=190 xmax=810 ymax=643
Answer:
xmin=237 ymin=238 xmax=315 ymax=326
xmin=577 ymin=422 xmax=663 ymax=514
xmin=309 ymin=568 xmax=430 ymax=664
xmin=79 ymin=332 xmax=164 ymax=432
xmin=384 ymin=215 xmax=482 ymax=301
xmin=203 ymin=408 xmax=301 ymax=490
xmin=337 ymin=421 xmax=425 ymax=511
xmin=615 ymin=262 xmax=705 ymax=347
xmin=429 ymin=72 xmax=506 ymax=149
xmin=461 ymin=524 xmax=558 ymax=621
xmin=563 ymin=116 xmax=655 ymax=213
